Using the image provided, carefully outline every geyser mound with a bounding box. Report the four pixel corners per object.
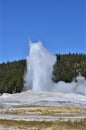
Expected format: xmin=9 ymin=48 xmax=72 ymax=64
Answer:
xmin=24 ymin=41 xmax=86 ymax=96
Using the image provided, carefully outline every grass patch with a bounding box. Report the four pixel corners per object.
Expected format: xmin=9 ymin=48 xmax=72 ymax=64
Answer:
xmin=0 ymin=119 xmax=86 ymax=130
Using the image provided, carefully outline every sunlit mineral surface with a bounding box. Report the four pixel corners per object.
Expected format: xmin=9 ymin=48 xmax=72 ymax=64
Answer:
xmin=0 ymin=91 xmax=86 ymax=130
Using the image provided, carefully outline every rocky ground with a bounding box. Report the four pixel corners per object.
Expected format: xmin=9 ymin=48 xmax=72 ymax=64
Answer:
xmin=0 ymin=91 xmax=86 ymax=130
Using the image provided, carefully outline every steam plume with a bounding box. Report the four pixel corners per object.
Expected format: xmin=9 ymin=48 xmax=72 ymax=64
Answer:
xmin=24 ymin=41 xmax=86 ymax=96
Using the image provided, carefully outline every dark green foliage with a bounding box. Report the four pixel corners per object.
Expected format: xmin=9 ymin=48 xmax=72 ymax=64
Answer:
xmin=52 ymin=54 xmax=86 ymax=82
xmin=0 ymin=60 xmax=26 ymax=94
xmin=0 ymin=54 xmax=86 ymax=94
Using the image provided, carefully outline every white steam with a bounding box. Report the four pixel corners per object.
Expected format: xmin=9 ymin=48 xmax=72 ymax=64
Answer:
xmin=24 ymin=41 xmax=86 ymax=96
xmin=24 ymin=41 xmax=56 ymax=91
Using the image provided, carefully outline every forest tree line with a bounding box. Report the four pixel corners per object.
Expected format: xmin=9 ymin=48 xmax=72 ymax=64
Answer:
xmin=0 ymin=54 xmax=86 ymax=94
xmin=0 ymin=60 xmax=26 ymax=94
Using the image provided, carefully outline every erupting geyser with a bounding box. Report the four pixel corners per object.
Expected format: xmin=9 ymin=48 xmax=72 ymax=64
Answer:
xmin=24 ymin=41 xmax=56 ymax=91
xmin=24 ymin=41 xmax=86 ymax=95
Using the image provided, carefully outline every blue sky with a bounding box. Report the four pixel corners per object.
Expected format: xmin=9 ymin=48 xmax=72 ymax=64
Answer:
xmin=0 ymin=0 xmax=86 ymax=63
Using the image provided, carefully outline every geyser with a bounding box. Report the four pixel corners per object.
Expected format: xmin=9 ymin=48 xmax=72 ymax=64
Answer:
xmin=24 ymin=41 xmax=56 ymax=91
xmin=24 ymin=41 xmax=86 ymax=95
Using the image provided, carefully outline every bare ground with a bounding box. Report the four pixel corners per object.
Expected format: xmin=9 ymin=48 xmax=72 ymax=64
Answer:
xmin=0 ymin=106 xmax=86 ymax=130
